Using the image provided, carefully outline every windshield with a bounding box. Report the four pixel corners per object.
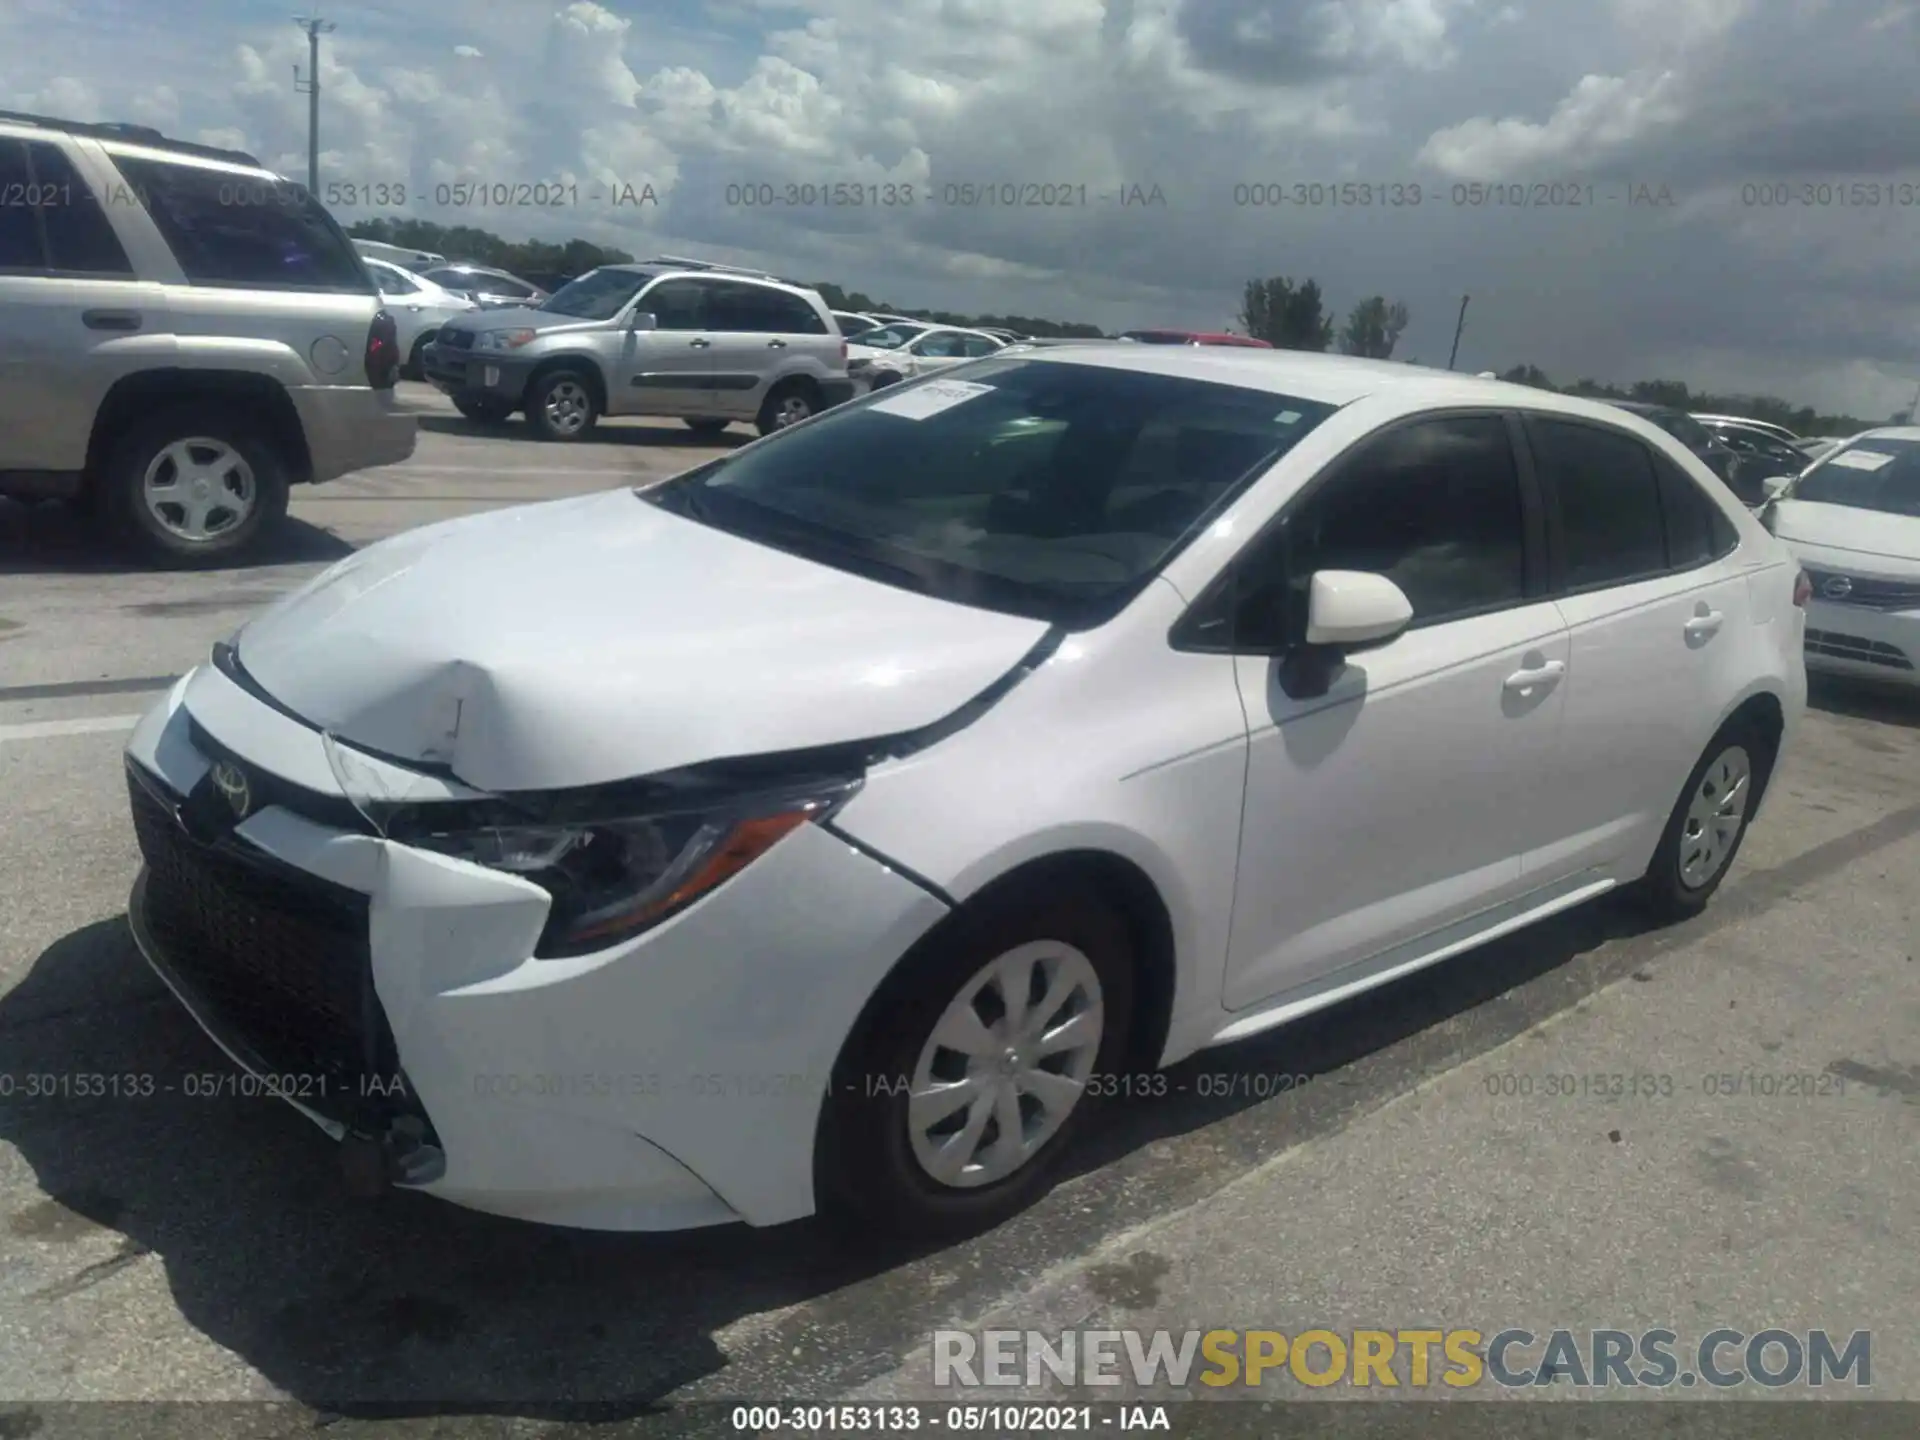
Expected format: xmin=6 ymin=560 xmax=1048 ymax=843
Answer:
xmin=540 ymin=268 xmax=654 ymax=319
xmin=644 ymin=357 xmax=1338 ymax=625
xmin=850 ymin=324 xmax=927 ymax=349
xmin=1790 ymin=438 xmax=1920 ymax=516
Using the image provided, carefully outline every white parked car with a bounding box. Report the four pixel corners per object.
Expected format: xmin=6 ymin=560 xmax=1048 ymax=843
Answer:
xmin=1763 ymin=427 xmax=1920 ymax=686
xmin=847 ymin=323 xmax=1004 ymax=390
xmin=360 ymin=257 xmax=479 ymax=380
xmin=121 ymin=348 xmax=1806 ymax=1241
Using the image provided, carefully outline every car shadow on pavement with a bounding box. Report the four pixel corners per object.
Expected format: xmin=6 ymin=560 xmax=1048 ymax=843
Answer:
xmin=415 ymin=415 xmax=754 ymax=449
xmin=0 ymin=500 xmax=354 ymax=576
xmin=0 ymin=889 xmax=1661 ymax=1421
xmin=1807 ymin=674 xmax=1920 ymax=730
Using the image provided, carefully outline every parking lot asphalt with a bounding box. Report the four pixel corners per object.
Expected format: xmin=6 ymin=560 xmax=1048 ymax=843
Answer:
xmin=2 ymin=388 xmax=1918 ymax=1433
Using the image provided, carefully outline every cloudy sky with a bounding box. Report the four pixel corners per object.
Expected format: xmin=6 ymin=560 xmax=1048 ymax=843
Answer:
xmin=7 ymin=0 xmax=1919 ymax=417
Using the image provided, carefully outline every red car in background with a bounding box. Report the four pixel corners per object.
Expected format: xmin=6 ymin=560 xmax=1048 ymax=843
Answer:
xmin=1119 ymin=329 xmax=1274 ymax=348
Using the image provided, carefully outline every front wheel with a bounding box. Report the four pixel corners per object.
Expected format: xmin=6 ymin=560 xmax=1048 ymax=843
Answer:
xmin=683 ymin=417 xmax=732 ymax=436
xmin=1631 ymin=720 xmax=1769 ymax=921
xmin=526 ymin=369 xmax=600 ymax=441
xmin=815 ymin=886 xmax=1134 ymax=1242
xmin=99 ymin=407 xmax=290 ymax=568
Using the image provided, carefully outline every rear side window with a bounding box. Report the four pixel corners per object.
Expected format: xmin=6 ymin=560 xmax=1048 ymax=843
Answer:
xmin=1528 ymin=418 xmax=1668 ymax=590
xmin=1655 ymin=454 xmax=1738 ymax=568
xmin=113 ymin=155 xmax=368 ymax=292
xmin=0 ymin=139 xmax=133 ymax=275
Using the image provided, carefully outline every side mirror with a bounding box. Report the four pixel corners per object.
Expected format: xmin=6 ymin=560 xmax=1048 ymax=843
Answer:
xmin=1279 ymin=570 xmax=1414 ymax=701
xmin=629 ymin=310 xmax=658 ymax=331
xmin=1762 ymin=474 xmax=1791 ymax=499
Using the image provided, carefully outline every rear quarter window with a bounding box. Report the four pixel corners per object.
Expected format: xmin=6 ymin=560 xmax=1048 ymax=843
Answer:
xmin=110 ymin=154 xmax=369 ymax=293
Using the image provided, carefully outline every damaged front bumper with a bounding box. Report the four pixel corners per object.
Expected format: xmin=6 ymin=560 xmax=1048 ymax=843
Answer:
xmin=121 ymin=663 xmax=949 ymax=1231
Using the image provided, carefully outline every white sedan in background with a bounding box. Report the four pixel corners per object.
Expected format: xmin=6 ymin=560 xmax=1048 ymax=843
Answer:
xmin=120 ymin=349 xmax=1804 ymax=1243
xmin=361 ymin=257 xmax=480 ymax=380
xmin=1763 ymin=427 xmax=1920 ymax=687
xmin=847 ymin=323 xmax=1005 ymax=391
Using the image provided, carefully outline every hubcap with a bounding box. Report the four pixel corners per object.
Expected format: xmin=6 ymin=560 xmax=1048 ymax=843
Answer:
xmin=1679 ymin=744 xmax=1752 ymax=889
xmin=774 ymin=394 xmax=812 ymax=427
xmin=543 ymin=379 xmax=591 ymax=434
xmin=907 ymin=940 xmax=1104 ymax=1189
xmin=141 ymin=438 xmax=255 ymax=541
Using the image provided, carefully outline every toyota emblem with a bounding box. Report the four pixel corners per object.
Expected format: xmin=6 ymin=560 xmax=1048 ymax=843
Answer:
xmin=209 ymin=761 xmax=252 ymax=820
xmin=1821 ymin=576 xmax=1853 ymax=600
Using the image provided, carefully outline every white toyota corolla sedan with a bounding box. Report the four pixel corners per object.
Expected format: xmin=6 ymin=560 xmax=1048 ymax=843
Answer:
xmin=1761 ymin=427 xmax=1920 ymax=688
xmin=122 ymin=348 xmax=1808 ymax=1240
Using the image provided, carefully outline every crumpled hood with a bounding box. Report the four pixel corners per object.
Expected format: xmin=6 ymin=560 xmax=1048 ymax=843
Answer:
xmin=1770 ymin=500 xmax=1920 ymax=578
xmin=232 ymin=489 xmax=1051 ymax=792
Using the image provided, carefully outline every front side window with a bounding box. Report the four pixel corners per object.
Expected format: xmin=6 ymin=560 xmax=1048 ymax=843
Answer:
xmin=913 ymin=331 xmax=966 ymax=358
xmin=1527 ymin=418 xmax=1668 ymax=589
xmin=850 ymin=323 xmax=926 ymax=349
xmin=1244 ymin=415 xmax=1529 ymax=643
xmin=111 ymin=155 xmax=367 ymax=292
xmin=638 ymin=277 xmax=710 ymax=330
xmin=366 ymin=259 xmax=420 ymax=294
xmin=1791 ymin=438 xmax=1920 ymax=517
xmin=645 ymin=357 xmax=1338 ymax=625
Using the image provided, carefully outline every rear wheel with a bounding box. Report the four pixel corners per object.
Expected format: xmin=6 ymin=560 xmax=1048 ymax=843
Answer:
xmin=869 ymin=370 xmax=902 ymax=390
xmin=526 ymin=369 xmax=599 ymax=441
xmin=403 ymin=334 xmax=432 ymax=381
xmin=756 ymin=379 xmax=819 ymax=436
xmin=99 ymin=406 xmax=289 ymax=568
xmin=1631 ymin=718 xmax=1769 ymax=921
xmin=815 ymin=885 xmax=1133 ymax=1242
xmin=453 ymin=396 xmax=514 ymax=424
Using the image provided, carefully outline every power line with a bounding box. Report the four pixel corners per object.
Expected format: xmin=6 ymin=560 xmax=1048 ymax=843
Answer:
xmin=292 ymin=14 xmax=335 ymax=196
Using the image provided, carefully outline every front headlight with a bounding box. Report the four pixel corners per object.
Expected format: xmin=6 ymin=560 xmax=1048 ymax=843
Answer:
xmin=477 ymin=328 xmax=537 ymax=351
xmin=407 ymin=777 xmax=861 ymax=957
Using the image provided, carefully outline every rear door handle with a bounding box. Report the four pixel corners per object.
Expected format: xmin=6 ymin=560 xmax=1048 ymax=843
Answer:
xmin=1503 ymin=660 xmax=1565 ymax=693
xmin=82 ymin=309 xmax=142 ymax=331
xmin=688 ymin=337 xmax=711 ymax=348
xmin=1684 ymin=609 xmax=1724 ymax=640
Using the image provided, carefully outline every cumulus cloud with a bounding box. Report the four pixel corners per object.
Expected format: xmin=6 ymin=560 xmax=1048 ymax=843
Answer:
xmin=0 ymin=0 xmax=1915 ymax=415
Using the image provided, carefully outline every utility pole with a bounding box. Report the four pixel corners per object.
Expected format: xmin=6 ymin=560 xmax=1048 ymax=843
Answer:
xmin=292 ymin=15 xmax=335 ymax=196
xmin=1446 ymin=293 xmax=1469 ymax=371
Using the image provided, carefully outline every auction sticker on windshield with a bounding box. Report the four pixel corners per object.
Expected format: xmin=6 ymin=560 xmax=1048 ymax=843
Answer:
xmin=1827 ymin=449 xmax=1896 ymax=471
xmin=869 ymin=379 xmax=997 ymax=420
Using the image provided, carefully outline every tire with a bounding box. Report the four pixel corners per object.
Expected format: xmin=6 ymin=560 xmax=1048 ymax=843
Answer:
xmin=453 ymin=396 xmax=514 ymax=424
xmin=815 ymin=884 xmax=1135 ymax=1243
xmin=683 ymin=417 xmax=732 ymax=436
xmin=525 ymin=368 xmax=599 ymax=442
xmin=756 ymin=379 xmax=820 ymax=436
xmin=1630 ymin=718 xmax=1770 ymax=922
xmin=98 ymin=406 xmax=290 ymax=568
xmin=869 ymin=371 xmax=902 ymax=390
xmin=402 ymin=334 xmax=432 ymax=382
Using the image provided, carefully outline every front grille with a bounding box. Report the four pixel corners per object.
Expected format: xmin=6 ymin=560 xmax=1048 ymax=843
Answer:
xmin=1802 ymin=568 xmax=1920 ymax=611
xmin=440 ymin=328 xmax=475 ymax=351
xmin=1804 ymin=628 xmax=1914 ymax=670
xmin=127 ymin=766 xmax=410 ymax=1131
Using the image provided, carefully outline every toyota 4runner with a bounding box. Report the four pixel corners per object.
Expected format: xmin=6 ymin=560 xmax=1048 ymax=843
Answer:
xmin=422 ymin=258 xmax=854 ymax=440
xmin=0 ymin=110 xmax=416 ymax=566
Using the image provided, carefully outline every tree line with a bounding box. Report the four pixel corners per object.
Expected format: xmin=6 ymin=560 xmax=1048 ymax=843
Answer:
xmin=347 ymin=220 xmax=1889 ymax=434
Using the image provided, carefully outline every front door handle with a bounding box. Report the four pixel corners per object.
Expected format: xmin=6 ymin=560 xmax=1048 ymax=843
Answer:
xmin=82 ymin=309 xmax=142 ymax=331
xmin=688 ymin=337 xmax=711 ymax=348
xmin=1503 ymin=660 xmax=1565 ymax=693
xmin=1684 ymin=608 xmax=1724 ymax=641
xmin=766 ymin=338 xmax=787 ymax=348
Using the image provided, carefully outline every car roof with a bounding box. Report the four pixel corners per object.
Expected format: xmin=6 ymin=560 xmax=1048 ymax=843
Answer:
xmin=998 ymin=345 xmax=1688 ymax=416
xmin=1841 ymin=426 xmax=1920 ymax=444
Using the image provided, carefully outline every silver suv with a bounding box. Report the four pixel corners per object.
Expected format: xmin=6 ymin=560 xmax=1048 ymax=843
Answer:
xmin=0 ymin=111 xmax=416 ymax=566
xmin=422 ymin=257 xmax=854 ymax=441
